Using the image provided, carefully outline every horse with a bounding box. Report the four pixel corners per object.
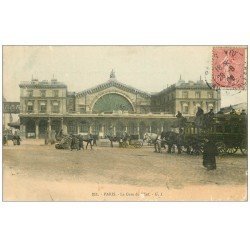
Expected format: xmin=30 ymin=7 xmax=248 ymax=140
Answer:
xmin=80 ymin=134 xmax=97 ymax=150
xmin=143 ymin=132 xmax=162 ymax=153
xmin=161 ymin=131 xmax=188 ymax=154
xmin=106 ymin=135 xmax=120 ymax=147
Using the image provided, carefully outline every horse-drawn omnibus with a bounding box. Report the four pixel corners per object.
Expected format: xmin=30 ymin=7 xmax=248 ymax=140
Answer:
xmin=182 ymin=114 xmax=247 ymax=155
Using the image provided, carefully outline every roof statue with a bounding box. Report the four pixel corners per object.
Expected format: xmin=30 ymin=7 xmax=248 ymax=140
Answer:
xmin=110 ymin=69 xmax=116 ymax=79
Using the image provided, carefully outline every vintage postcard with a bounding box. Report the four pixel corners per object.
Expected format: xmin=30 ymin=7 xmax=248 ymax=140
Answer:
xmin=2 ymin=45 xmax=248 ymax=201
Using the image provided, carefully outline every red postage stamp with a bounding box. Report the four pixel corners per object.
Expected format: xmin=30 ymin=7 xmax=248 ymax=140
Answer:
xmin=212 ymin=47 xmax=246 ymax=89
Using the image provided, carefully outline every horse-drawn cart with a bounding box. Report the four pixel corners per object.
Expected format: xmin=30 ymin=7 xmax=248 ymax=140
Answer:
xmin=182 ymin=114 xmax=247 ymax=155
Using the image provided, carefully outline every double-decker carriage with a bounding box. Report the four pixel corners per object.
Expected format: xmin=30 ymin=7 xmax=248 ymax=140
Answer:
xmin=182 ymin=114 xmax=247 ymax=155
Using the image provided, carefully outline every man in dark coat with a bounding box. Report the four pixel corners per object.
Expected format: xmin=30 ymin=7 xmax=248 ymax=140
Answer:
xmin=196 ymin=107 xmax=204 ymax=117
xmin=78 ymin=135 xmax=84 ymax=150
xmin=16 ymin=135 xmax=21 ymax=145
xmin=176 ymin=111 xmax=182 ymax=119
xmin=3 ymin=135 xmax=7 ymax=145
xmin=203 ymin=138 xmax=218 ymax=170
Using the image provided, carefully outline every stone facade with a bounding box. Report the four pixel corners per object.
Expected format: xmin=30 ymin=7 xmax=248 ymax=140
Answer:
xmin=151 ymin=77 xmax=221 ymax=115
xmin=19 ymin=72 xmax=221 ymax=139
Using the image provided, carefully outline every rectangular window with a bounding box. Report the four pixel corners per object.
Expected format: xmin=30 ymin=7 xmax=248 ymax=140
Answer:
xmin=183 ymin=106 xmax=189 ymax=114
xmin=53 ymin=90 xmax=59 ymax=97
xmin=182 ymin=91 xmax=188 ymax=98
xmin=27 ymin=101 xmax=33 ymax=112
xmin=68 ymin=123 xmax=77 ymax=134
xmin=27 ymin=90 xmax=33 ymax=97
xmin=52 ymin=102 xmax=60 ymax=113
xmin=208 ymin=92 xmax=213 ymax=99
xmin=40 ymin=90 xmax=46 ymax=97
xmin=195 ymin=92 xmax=201 ymax=98
xmin=182 ymin=103 xmax=189 ymax=114
xmin=39 ymin=102 xmax=47 ymax=113
xmin=79 ymin=123 xmax=89 ymax=133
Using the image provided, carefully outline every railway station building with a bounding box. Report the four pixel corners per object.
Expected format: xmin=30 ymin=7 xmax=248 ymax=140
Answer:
xmin=19 ymin=70 xmax=221 ymax=139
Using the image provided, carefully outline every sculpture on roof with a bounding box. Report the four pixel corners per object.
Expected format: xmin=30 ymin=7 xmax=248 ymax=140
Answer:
xmin=110 ymin=69 xmax=116 ymax=79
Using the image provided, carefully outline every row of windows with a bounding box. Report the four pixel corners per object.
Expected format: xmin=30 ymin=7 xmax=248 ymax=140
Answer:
xmin=155 ymin=91 xmax=215 ymax=106
xmin=26 ymin=101 xmax=60 ymax=113
xmin=26 ymin=90 xmax=59 ymax=98
xmin=182 ymin=91 xmax=213 ymax=99
xmin=181 ymin=103 xmax=214 ymax=114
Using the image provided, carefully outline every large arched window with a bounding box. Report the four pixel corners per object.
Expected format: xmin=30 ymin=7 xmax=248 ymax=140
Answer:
xmin=92 ymin=93 xmax=134 ymax=113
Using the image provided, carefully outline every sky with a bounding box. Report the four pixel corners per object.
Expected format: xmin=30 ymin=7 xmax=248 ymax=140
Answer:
xmin=3 ymin=46 xmax=247 ymax=107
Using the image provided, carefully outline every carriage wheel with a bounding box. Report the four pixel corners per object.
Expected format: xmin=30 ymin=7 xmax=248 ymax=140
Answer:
xmin=226 ymin=147 xmax=238 ymax=155
xmin=240 ymin=138 xmax=247 ymax=155
xmin=215 ymin=141 xmax=227 ymax=155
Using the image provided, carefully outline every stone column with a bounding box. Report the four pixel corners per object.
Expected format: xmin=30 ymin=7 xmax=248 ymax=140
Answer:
xmin=35 ymin=120 xmax=39 ymax=139
xmin=189 ymin=101 xmax=194 ymax=116
xmin=48 ymin=118 xmax=51 ymax=133
xmin=113 ymin=125 xmax=116 ymax=136
xmin=61 ymin=118 xmax=67 ymax=134
xmin=202 ymin=101 xmax=206 ymax=113
xmin=149 ymin=125 xmax=152 ymax=133
xmin=161 ymin=124 xmax=164 ymax=132
xmin=20 ymin=124 xmax=26 ymax=139
xmin=215 ymin=101 xmax=218 ymax=113
xmin=137 ymin=124 xmax=140 ymax=138
xmin=125 ymin=126 xmax=128 ymax=133
xmin=61 ymin=117 xmax=63 ymax=130
xmin=89 ymin=125 xmax=92 ymax=134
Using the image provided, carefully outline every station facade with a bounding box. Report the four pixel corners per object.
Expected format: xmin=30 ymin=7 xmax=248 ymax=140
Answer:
xmin=19 ymin=71 xmax=221 ymax=139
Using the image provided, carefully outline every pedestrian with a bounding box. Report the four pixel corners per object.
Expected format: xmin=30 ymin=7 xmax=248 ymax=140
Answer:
xmin=176 ymin=111 xmax=183 ymax=118
xmin=203 ymin=138 xmax=218 ymax=170
xmin=70 ymin=134 xmax=78 ymax=151
xmin=230 ymin=108 xmax=237 ymax=115
xmin=16 ymin=134 xmax=21 ymax=145
xmin=196 ymin=107 xmax=204 ymax=117
xmin=3 ymin=135 xmax=7 ymax=146
xmin=79 ymin=135 xmax=84 ymax=150
xmin=12 ymin=134 xmax=17 ymax=145
xmin=207 ymin=108 xmax=215 ymax=118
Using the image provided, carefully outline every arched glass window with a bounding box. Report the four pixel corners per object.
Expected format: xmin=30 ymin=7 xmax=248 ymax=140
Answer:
xmin=93 ymin=93 xmax=134 ymax=113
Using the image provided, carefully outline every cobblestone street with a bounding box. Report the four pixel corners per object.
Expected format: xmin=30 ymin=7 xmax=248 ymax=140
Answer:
xmin=3 ymin=140 xmax=248 ymax=201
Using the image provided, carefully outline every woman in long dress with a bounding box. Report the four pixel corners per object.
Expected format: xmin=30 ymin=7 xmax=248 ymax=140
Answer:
xmin=203 ymin=138 xmax=218 ymax=170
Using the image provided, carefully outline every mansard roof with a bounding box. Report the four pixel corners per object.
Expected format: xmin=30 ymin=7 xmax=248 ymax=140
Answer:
xmin=76 ymin=78 xmax=151 ymax=98
xmin=158 ymin=80 xmax=213 ymax=95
